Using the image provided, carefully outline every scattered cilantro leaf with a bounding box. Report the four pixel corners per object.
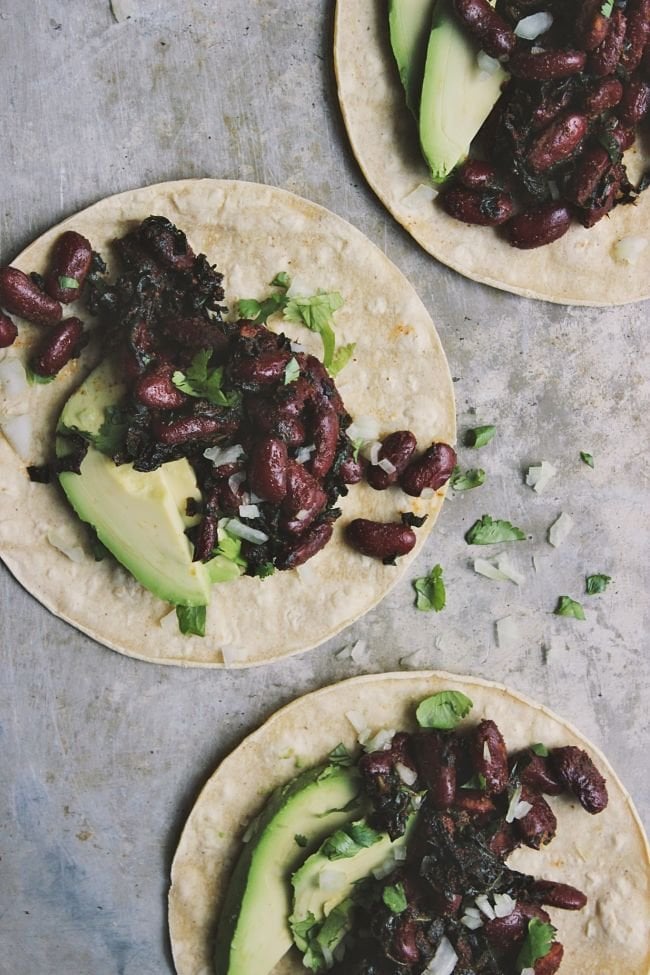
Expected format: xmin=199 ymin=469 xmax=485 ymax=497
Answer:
xmin=92 ymin=405 xmax=130 ymax=455
xmin=382 ymin=883 xmax=408 ymax=914
xmin=580 ymin=451 xmax=594 ymax=468
xmin=465 ymin=424 xmax=496 ymax=448
xmin=272 ymin=271 xmax=291 ymax=288
xmin=329 ymin=341 xmax=356 ymax=376
xmin=253 ymin=561 xmax=275 ymax=579
xmin=554 ymin=595 xmax=586 ymax=620
xmin=450 ymin=467 xmax=486 ymax=491
xmin=516 ymin=919 xmax=556 ymax=970
xmin=416 ymin=690 xmax=473 ymax=730
xmin=600 ymin=0 xmax=614 ymax=15
xmin=321 ymin=829 xmax=361 ymax=860
xmin=530 ymin=743 xmax=549 ymax=757
xmin=413 ymin=564 xmax=446 ymax=612
xmin=586 ymin=573 xmax=612 ymax=595
xmin=460 ymin=773 xmax=487 ymax=790
xmin=295 ymin=834 xmax=308 ymax=848
xmin=284 ymin=356 xmax=300 ymax=385
xmin=172 ymin=349 xmax=239 ymax=407
xmin=284 ymin=291 xmax=344 ymax=370
xmin=290 ymin=912 xmax=317 ymax=952
xmin=465 ymin=515 xmax=526 ymax=545
xmin=58 ymin=275 xmax=80 ymax=290
xmin=176 ymin=604 xmax=206 ymax=637
xmin=348 ymin=821 xmax=382 ymax=848
xmin=351 ymin=437 xmax=364 ymax=462
xmin=26 ymin=366 xmax=55 ymax=385
xmin=328 ymin=743 xmax=354 ymax=767
xmin=237 ymin=273 xmax=291 ymax=324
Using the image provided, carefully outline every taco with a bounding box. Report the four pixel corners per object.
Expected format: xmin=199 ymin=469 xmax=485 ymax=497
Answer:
xmin=0 ymin=179 xmax=455 ymax=667
xmin=333 ymin=1 xmax=650 ymax=306
xmin=168 ymin=671 xmax=650 ymax=975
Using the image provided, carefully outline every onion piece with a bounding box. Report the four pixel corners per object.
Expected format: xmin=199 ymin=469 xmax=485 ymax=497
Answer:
xmin=350 ymin=638 xmax=368 ymax=664
xmin=362 ymin=728 xmax=395 ymax=752
xmin=221 ymin=517 xmax=268 ymax=544
xmin=423 ymin=936 xmax=458 ymax=975
xmin=396 ymin=762 xmax=417 ymax=786
xmin=401 ymin=183 xmax=439 ymax=209
xmin=477 ymin=50 xmax=500 ymax=74
xmin=515 ymin=11 xmax=553 ymax=39
xmin=364 ymin=441 xmax=382 ymax=465
xmin=0 ymin=357 xmax=28 ymax=399
xmin=238 ymin=504 xmax=260 ymax=519
xmin=506 ymin=783 xmax=533 ymax=823
xmin=46 ymin=530 xmax=85 ymax=563
xmin=204 ymin=443 xmax=245 ymax=466
xmin=372 ymin=855 xmax=397 ymax=880
xmin=496 ymin=615 xmax=519 ymax=648
xmin=526 ymin=460 xmax=557 ymax=494
xmin=461 ymin=913 xmax=484 ymax=930
xmin=228 ymin=471 xmax=247 ymax=494
xmin=0 ymin=412 xmax=32 ymax=460
xmin=548 ymin=511 xmax=573 ymax=548
xmin=493 ymin=893 xmax=517 ymax=918
xmin=475 ymin=894 xmax=496 ymax=920
xmin=345 ymin=710 xmax=368 ymax=735
xmin=613 ymin=235 xmax=648 ymax=265
xmin=378 ymin=457 xmax=397 ymax=475
xmin=346 ymin=415 xmax=380 ymax=444
xmin=295 ymin=443 xmax=315 ymax=463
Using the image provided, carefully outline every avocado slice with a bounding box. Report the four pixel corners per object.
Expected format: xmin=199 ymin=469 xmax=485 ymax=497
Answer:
xmin=214 ymin=762 xmax=363 ymax=975
xmin=57 ymin=359 xmax=211 ymax=608
xmin=419 ymin=0 xmax=508 ymax=182
xmin=389 ymin=0 xmax=437 ymax=115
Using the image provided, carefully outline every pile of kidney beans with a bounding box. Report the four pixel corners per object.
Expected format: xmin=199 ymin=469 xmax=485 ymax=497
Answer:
xmin=0 ymin=216 xmax=456 ymax=572
xmin=440 ymin=0 xmax=650 ymax=248
xmin=333 ymin=719 xmax=608 ymax=975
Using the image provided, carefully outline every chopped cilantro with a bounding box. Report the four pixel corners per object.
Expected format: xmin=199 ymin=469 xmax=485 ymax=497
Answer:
xmin=382 ymin=882 xmax=408 ymax=914
xmin=600 ymin=0 xmax=614 ymax=15
xmin=176 ymin=604 xmax=206 ymax=637
xmin=329 ymin=341 xmax=356 ymax=376
xmin=321 ymin=821 xmax=381 ymax=860
xmin=284 ymin=291 xmax=344 ymax=372
xmin=530 ymin=742 xmax=549 ymax=757
xmin=460 ymin=773 xmax=487 ymax=790
xmin=580 ymin=451 xmax=594 ymax=468
xmin=253 ymin=561 xmax=275 ymax=579
xmin=58 ymin=275 xmax=80 ymax=290
xmin=586 ymin=573 xmax=612 ymax=595
xmin=93 ymin=405 xmax=130 ymax=455
xmin=516 ymin=919 xmax=556 ymax=970
xmin=465 ymin=515 xmax=526 ymax=545
xmin=237 ymin=272 xmax=290 ymax=324
xmin=416 ymin=690 xmax=473 ymax=730
xmin=172 ymin=349 xmax=239 ymax=407
xmin=413 ymin=564 xmax=446 ymax=612
xmin=450 ymin=466 xmax=485 ymax=491
xmin=554 ymin=595 xmax=586 ymax=620
xmin=465 ymin=424 xmax=496 ymax=448
xmin=26 ymin=366 xmax=55 ymax=385
xmin=284 ymin=356 xmax=300 ymax=385
xmin=348 ymin=821 xmax=382 ymax=848
xmin=328 ymin=743 xmax=354 ymax=767
xmin=294 ymin=834 xmax=308 ymax=848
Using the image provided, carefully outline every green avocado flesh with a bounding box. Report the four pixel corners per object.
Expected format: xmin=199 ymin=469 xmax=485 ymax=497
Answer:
xmin=419 ymin=0 xmax=508 ymax=182
xmin=57 ymin=360 xmax=211 ymax=608
xmin=389 ymin=0 xmax=437 ymax=115
xmin=214 ymin=763 xmax=362 ymax=975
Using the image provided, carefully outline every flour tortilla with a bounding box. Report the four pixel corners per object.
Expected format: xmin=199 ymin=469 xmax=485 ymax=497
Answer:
xmin=169 ymin=671 xmax=650 ymax=975
xmin=0 ymin=179 xmax=455 ymax=667
xmin=334 ymin=1 xmax=650 ymax=306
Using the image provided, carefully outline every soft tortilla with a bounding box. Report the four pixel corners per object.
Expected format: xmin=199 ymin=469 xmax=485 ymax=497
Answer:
xmin=168 ymin=670 xmax=650 ymax=975
xmin=334 ymin=1 xmax=650 ymax=306
xmin=0 ymin=179 xmax=455 ymax=667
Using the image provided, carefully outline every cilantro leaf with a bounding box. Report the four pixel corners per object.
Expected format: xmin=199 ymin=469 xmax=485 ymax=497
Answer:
xmin=253 ymin=561 xmax=275 ymax=579
xmin=460 ymin=773 xmax=487 ymax=790
xmin=580 ymin=451 xmax=594 ymax=468
xmin=321 ymin=829 xmax=361 ymax=860
xmin=26 ymin=366 xmax=55 ymax=385
xmin=176 ymin=604 xmax=206 ymax=637
xmin=330 ymin=342 xmax=356 ymax=376
xmin=93 ymin=405 xmax=130 ymax=455
xmin=413 ymin=564 xmax=446 ymax=612
xmin=295 ymin=834 xmax=308 ymax=848
xmin=284 ymin=291 xmax=344 ymax=370
xmin=382 ymin=883 xmax=408 ymax=914
xmin=554 ymin=595 xmax=586 ymax=620
xmin=416 ymin=690 xmax=473 ymax=730
xmin=465 ymin=515 xmax=526 ymax=545
xmin=530 ymin=742 xmax=550 ymax=757
xmin=328 ymin=743 xmax=354 ymax=767
xmin=586 ymin=573 xmax=612 ymax=595
xmin=284 ymin=356 xmax=300 ymax=385
xmin=58 ymin=275 xmax=80 ymax=290
xmin=465 ymin=424 xmax=496 ymax=448
xmin=450 ymin=466 xmax=485 ymax=491
xmin=516 ymin=919 xmax=556 ymax=970
xmin=237 ymin=272 xmax=291 ymax=323
xmin=600 ymin=0 xmax=614 ymax=15
xmin=172 ymin=349 xmax=239 ymax=407
xmin=347 ymin=821 xmax=382 ymax=848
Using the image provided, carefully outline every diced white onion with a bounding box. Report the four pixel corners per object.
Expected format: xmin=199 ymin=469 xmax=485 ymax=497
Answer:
xmin=548 ymin=511 xmax=574 ymax=548
xmin=0 ymin=412 xmax=32 ymax=459
xmin=483 ymin=740 xmax=492 ymax=762
xmin=362 ymin=728 xmax=395 ymax=752
xmin=613 ymin=235 xmax=648 ymax=265
xmin=495 ymin=555 xmax=525 ymax=586
xmin=295 ymin=508 xmax=311 ymax=522
xmin=319 ymin=868 xmax=347 ymax=892
xmin=475 ymin=894 xmax=496 ymax=920
xmin=474 ymin=558 xmax=510 ymax=582
xmin=46 ymin=530 xmax=85 ymax=563
xmin=548 ymin=180 xmax=560 ymax=201
xmin=393 ymin=844 xmax=408 ymax=861
xmin=295 ymin=443 xmax=315 ymax=463
xmin=364 ymin=441 xmax=382 ymax=465
xmin=505 ymin=784 xmax=533 ymax=823
xmin=401 ymin=183 xmax=439 ymax=209
xmin=378 ymin=457 xmax=397 ymax=475
xmin=464 ymin=907 xmax=481 ymax=919
xmin=248 ymin=490 xmax=263 ymax=504
xmin=238 ymin=504 xmax=260 ymax=519
xmin=204 ymin=443 xmax=245 ymax=466
xmin=526 ymin=460 xmax=557 ymax=493
xmin=515 ymin=11 xmax=553 ymax=39
xmin=424 ymin=936 xmax=458 ymax=975
xmin=493 ymin=893 xmax=517 ymax=918
xmin=477 ymin=50 xmax=500 ymax=74
xmin=514 ymin=799 xmax=533 ymax=819
xmin=420 ymin=487 xmax=435 ymax=499
xmin=159 ymin=608 xmax=178 ymax=633
xmin=228 ymin=471 xmax=247 ymax=495
xmin=345 ymin=710 xmax=369 ymax=734
xmin=336 ymin=644 xmax=353 ymax=661
xmin=461 ymin=913 xmax=484 ymax=930
xmin=350 ymin=638 xmax=368 ymax=663
xmin=496 ymin=615 xmax=519 ymax=648
xmin=372 ymin=856 xmax=397 ymax=880
xmin=221 ymin=518 xmax=268 ymax=544
xmin=346 ymin=415 xmax=380 ymax=444
xmin=521 ymin=969 xmax=535 ymax=975
xmin=0 ymin=357 xmax=28 ymax=399
xmin=395 ymin=762 xmax=418 ymax=786
xmin=290 ymin=340 xmax=308 ymax=353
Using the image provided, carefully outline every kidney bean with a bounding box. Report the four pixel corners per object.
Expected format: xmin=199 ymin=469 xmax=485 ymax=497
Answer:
xmin=428 ymin=891 xmax=463 ymax=917
xmin=568 ymin=145 xmax=612 ymax=205
xmin=400 ymin=442 xmax=457 ymax=497
xmin=412 ymin=731 xmax=456 ymax=808
xmin=31 ymin=317 xmax=87 ymax=377
xmin=192 ymin=513 xmax=218 ymax=563
xmin=360 ymin=732 xmax=415 ymax=779
xmin=575 ymin=0 xmax=610 ymax=51
xmin=308 ymin=401 xmax=339 ymax=479
xmin=620 ymin=0 xmax=650 ymax=73
xmin=489 ymin=823 xmax=520 ymax=857
xmin=470 ymin=719 xmax=508 ymax=795
xmin=339 ymin=454 xmax=363 ymax=484
xmin=583 ymin=77 xmax=624 ymax=115
xmin=618 ymin=77 xmax=650 ymax=127
xmin=642 ymin=44 xmax=650 ymax=80
xmin=153 ymin=413 xmax=239 ymax=446
xmin=453 ymin=0 xmax=516 ymax=59
xmin=247 ymin=436 xmax=288 ymax=503
xmin=453 ymin=789 xmax=496 ymax=821
xmin=531 ymin=86 xmax=574 ymax=132
xmin=518 ymin=750 xmax=563 ymax=795
xmin=610 ymin=121 xmax=636 ymax=152
xmin=531 ymin=879 xmax=587 ymax=911
xmin=44 ymin=230 xmax=93 ymax=303
xmin=276 ymin=521 xmax=333 ymax=570
xmin=507 ymin=202 xmax=572 ymax=249
xmin=162 ymin=315 xmax=229 ymax=355
xmin=229 ymin=348 xmax=291 ymax=387
xmin=215 ymin=474 xmax=247 ymax=514
xmin=300 ymin=353 xmax=347 ymax=417
xmin=483 ymin=902 xmax=550 ymax=951
xmin=0 ymin=310 xmax=17 ymax=347
xmin=280 ymin=460 xmax=327 ymax=535
xmin=527 ymin=113 xmax=588 ymax=172
xmin=139 ymin=215 xmax=195 ymax=271
xmin=367 ymin=430 xmax=417 ymax=490
xmin=515 ymin=789 xmax=557 ymax=848
xmin=534 ymin=941 xmax=564 ymax=975
xmin=550 ymin=745 xmax=608 ymax=813
xmin=509 ymin=49 xmax=587 ymax=81
xmin=456 ymin=159 xmax=503 ymax=191
xmin=135 ymin=361 xmax=188 ymax=409
xmin=345 ymin=519 xmax=416 ymax=561
xmin=443 ymin=186 xmax=514 ymax=226
xmin=580 ymin=171 xmax=620 ymax=227
xmin=391 ymin=918 xmax=420 ymax=966
xmin=0 ymin=266 xmax=62 ymax=326
xmin=588 ymin=9 xmax=627 ymax=76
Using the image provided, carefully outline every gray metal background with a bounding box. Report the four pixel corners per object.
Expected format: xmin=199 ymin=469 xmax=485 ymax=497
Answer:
xmin=1 ymin=3 xmax=648 ymax=973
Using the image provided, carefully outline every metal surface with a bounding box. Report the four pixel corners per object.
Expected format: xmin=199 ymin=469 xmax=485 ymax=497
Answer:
xmin=1 ymin=2 xmax=648 ymax=973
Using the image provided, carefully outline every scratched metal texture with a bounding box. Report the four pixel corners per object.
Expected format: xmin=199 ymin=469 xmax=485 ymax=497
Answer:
xmin=0 ymin=2 xmax=648 ymax=973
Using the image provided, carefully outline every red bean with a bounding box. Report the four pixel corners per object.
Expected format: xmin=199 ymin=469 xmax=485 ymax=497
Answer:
xmin=453 ymin=0 xmax=516 ymax=59
xmin=470 ymin=719 xmax=508 ymax=795
xmin=618 ymin=77 xmax=650 ymax=128
xmin=339 ymin=454 xmax=363 ymax=484
xmin=583 ymin=77 xmax=624 ymax=115
xmin=580 ymin=171 xmax=621 ymax=227
xmin=44 ymin=231 xmax=93 ymax=303
xmin=531 ymin=879 xmax=587 ymax=911
xmin=509 ymin=49 xmax=587 ymax=81
xmin=31 ymin=317 xmax=87 ymax=376
xmin=453 ymin=790 xmax=496 ymax=820
xmin=483 ymin=903 xmax=550 ymax=951
xmin=162 ymin=315 xmax=229 ymax=354
xmin=135 ymin=361 xmax=188 ymax=409
xmin=400 ymin=442 xmax=457 ymax=497
xmin=366 ymin=430 xmax=417 ymax=490
xmin=515 ymin=789 xmax=558 ymax=848
xmin=610 ymin=121 xmax=636 ymax=152
xmin=575 ymin=0 xmax=610 ymax=51
xmin=620 ymin=0 xmax=650 ymax=73
xmin=550 ymin=745 xmax=608 ymax=813
xmin=391 ymin=919 xmax=420 ymax=966
xmin=456 ymin=159 xmax=503 ymax=191
xmin=412 ymin=731 xmax=456 ymax=808
xmin=519 ymin=750 xmax=564 ymax=795
xmin=247 ymin=436 xmax=288 ymax=503
xmin=588 ymin=9 xmax=627 ymax=77
xmin=0 ymin=266 xmax=62 ymax=326
xmin=507 ymin=203 xmax=572 ymax=250
xmin=280 ymin=461 xmax=327 ymax=535
xmin=0 ymin=310 xmax=18 ymax=347
xmin=443 ymin=186 xmax=514 ymax=226
xmin=308 ymin=401 xmax=339 ymax=479
xmin=139 ymin=215 xmax=195 ymax=271
xmin=276 ymin=521 xmax=333 ymax=569
xmin=568 ymin=145 xmax=612 ymax=206
xmin=153 ymin=413 xmax=239 ymax=446
xmin=527 ymin=113 xmax=588 ymax=172
xmin=345 ymin=519 xmax=416 ymax=561
xmin=229 ymin=349 xmax=291 ymax=387
xmin=534 ymin=942 xmax=564 ymax=975
xmin=192 ymin=513 xmax=218 ymax=563
xmin=531 ymin=87 xmax=574 ymax=131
